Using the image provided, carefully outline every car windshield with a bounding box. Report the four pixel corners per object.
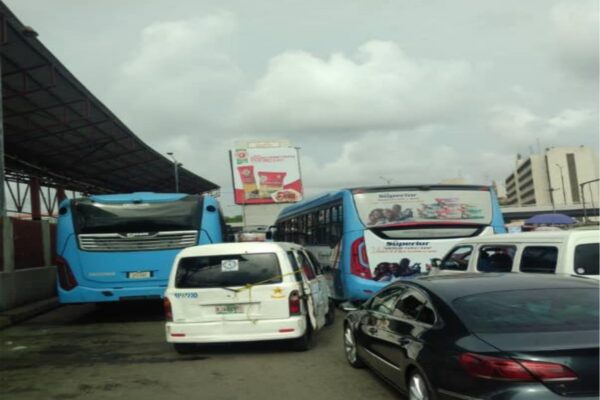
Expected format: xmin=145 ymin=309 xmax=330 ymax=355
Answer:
xmin=175 ymin=253 xmax=282 ymax=288
xmin=453 ymin=288 xmax=599 ymax=333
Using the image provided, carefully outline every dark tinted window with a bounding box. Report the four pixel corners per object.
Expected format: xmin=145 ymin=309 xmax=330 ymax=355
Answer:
xmin=377 ymin=227 xmax=482 ymax=239
xmin=176 ymin=253 xmax=281 ymax=288
xmin=453 ymin=288 xmax=599 ymax=333
xmin=477 ymin=245 xmax=516 ymax=272
xmin=440 ymin=246 xmax=472 ymax=271
xmin=393 ymin=291 xmax=436 ymax=325
xmin=287 ymin=251 xmax=302 ymax=282
xmin=306 ymin=251 xmax=323 ymax=275
xmin=519 ymin=246 xmax=558 ymax=273
xmin=369 ymin=287 xmax=404 ymax=315
xmin=574 ymin=243 xmax=599 ymax=275
xmin=72 ymin=196 xmax=201 ymax=234
xmin=296 ymin=251 xmax=316 ymax=280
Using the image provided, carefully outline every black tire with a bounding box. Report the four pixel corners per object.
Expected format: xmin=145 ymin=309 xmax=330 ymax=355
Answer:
xmin=407 ymin=370 xmax=434 ymax=400
xmin=173 ymin=343 xmax=196 ymax=355
xmin=291 ymin=319 xmax=313 ymax=351
xmin=343 ymin=323 xmax=364 ymax=368
xmin=325 ymin=299 xmax=336 ymax=326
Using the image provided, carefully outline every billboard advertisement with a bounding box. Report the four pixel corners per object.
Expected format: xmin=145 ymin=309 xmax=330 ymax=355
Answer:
xmin=230 ymin=144 xmax=303 ymax=205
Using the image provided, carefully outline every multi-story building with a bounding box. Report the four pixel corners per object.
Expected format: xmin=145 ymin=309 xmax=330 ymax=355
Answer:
xmin=503 ymin=146 xmax=599 ymax=207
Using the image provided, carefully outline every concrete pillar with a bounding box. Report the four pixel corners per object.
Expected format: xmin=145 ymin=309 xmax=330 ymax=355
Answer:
xmin=41 ymin=219 xmax=51 ymax=266
xmin=30 ymin=178 xmax=41 ymax=220
xmin=2 ymin=216 xmax=14 ymax=273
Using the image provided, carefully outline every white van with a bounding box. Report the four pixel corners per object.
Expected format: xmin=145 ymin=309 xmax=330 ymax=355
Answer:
xmin=432 ymin=230 xmax=599 ymax=279
xmin=164 ymin=242 xmax=334 ymax=354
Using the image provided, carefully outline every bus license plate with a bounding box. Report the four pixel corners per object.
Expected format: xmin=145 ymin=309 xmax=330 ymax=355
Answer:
xmin=128 ymin=271 xmax=151 ymax=279
xmin=215 ymin=304 xmax=243 ymax=314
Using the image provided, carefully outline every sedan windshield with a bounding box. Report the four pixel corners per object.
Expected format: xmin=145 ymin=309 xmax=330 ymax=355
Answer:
xmin=453 ymin=288 xmax=599 ymax=334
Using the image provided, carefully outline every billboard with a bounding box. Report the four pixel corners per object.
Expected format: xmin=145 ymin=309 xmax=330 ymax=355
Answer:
xmin=230 ymin=143 xmax=303 ymax=205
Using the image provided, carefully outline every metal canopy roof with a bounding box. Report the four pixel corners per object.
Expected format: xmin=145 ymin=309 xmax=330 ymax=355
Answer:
xmin=0 ymin=2 xmax=218 ymax=194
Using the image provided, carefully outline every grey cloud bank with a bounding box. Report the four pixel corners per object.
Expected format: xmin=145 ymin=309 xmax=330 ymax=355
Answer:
xmin=5 ymin=0 xmax=598 ymax=213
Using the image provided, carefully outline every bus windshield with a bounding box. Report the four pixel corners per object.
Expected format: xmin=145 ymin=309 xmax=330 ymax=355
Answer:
xmin=353 ymin=188 xmax=493 ymax=227
xmin=72 ymin=196 xmax=201 ymax=234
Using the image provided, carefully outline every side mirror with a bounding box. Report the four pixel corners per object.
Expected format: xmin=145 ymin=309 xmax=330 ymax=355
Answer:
xmin=430 ymin=258 xmax=441 ymax=268
xmin=265 ymin=225 xmax=276 ymax=241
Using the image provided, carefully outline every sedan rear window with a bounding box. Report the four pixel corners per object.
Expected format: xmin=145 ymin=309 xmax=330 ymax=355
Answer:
xmin=175 ymin=253 xmax=281 ymax=288
xmin=453 ymin=288 xmax=599 ymax=333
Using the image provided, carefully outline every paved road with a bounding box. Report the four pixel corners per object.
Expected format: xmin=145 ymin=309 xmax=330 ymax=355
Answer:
xmin=1 ymin=302 xmax=401 ymax=400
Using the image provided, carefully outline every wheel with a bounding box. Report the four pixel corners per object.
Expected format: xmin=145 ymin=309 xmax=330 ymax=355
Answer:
xmin=291 ymin=319 xmax=313 ymax=351
xmin=173 ymin=343 xmax=196 ymax=355
xmin=343 ymin=323 xmax=363 ymax=368
xmin=325 ymin=300 xmax=336 ymax=326
xmin=408 ymin=371 xmax=433 ymax=400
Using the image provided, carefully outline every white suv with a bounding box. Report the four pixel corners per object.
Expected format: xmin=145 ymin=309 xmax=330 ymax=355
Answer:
xmin=164 ymin=242 xmax=334 ymax=353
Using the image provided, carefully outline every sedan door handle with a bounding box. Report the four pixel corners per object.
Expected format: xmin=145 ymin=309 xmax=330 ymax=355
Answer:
xmin=368 ymin=327 xmax=377 ymax=335
xmin=399 ymin=338 xmax=411 ymax=346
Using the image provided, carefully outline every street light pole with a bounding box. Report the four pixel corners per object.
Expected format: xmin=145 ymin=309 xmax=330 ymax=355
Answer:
xmin=555 ymin=164 xmax=566 ymax=205
xmin=548 ymin=187 xmax=558 ymax=213
xmin=580 ymin=178 xmax=600 ymax=224
xmin=166 ymin=152 xmax=180 ymax=193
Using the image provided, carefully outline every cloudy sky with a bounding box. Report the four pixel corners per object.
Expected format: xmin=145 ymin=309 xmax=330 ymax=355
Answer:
xmin=6 ymin=0 xmax=598 ymax=214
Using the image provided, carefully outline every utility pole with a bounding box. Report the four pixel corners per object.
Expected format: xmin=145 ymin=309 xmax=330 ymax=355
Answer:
xmin=555 ymin=164 xmax=566 ymax=205
xmin=548 ymin=188 xmax=558 ymax=213
xmin=580 ymin=178 xmax=600 ymax=224
xmin=166 ymin=152 xmax=180 ymax=193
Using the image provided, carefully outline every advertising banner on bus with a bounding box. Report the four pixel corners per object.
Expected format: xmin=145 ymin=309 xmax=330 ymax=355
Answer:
xmin=230 ymin=145 xmax=303 ymax=205
xmin=353 ymin=189 xmax=492 ymax=226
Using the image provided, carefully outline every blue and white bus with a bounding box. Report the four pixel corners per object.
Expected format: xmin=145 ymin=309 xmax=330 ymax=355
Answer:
xmin=273 ymin=185 xmax=506 ymax=302
xmin=56 ymin=192 xmax=227 ymax=304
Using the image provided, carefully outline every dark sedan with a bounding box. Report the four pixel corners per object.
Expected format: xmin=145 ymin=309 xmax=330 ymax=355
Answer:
xmin=343 ymin=274 xmax=599 ymax=400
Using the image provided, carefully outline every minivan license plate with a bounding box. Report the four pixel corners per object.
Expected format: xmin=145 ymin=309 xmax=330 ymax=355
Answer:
xmin=215 ymin=304 xmax=243 ymax=314
xmin=128 ymin=271 xmax=151 ymax=279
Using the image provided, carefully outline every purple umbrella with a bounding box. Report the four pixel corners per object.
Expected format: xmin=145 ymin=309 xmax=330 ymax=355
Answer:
xmin=525 ymin=213 xmax=576 ymax=225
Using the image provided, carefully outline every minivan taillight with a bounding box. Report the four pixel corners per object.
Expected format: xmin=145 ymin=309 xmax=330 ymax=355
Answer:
xmin=350 ymin=237 xmax=372 ymax=279
xmin=56 ymin=255 xmax=78 ymax=291
xmin=459 ymin=353 xmax=578 ymax=382
xmin=164 ymin=297 xmax=173 ymax=321
xmin=289 ymin=290 xmax=301 ymax=315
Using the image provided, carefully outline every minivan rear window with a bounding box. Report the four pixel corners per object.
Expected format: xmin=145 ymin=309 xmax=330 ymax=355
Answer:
xmin=175 ymin=253 xmax=281 ymax=288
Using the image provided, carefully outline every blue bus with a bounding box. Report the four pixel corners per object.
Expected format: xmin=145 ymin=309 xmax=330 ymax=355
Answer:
xmin=273 ymin=185 xmax=506 ymax=302
xmin=56 ymin=192 xmax=227 ymax=303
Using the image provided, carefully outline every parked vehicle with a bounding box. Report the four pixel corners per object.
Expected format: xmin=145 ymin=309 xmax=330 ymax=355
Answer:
xmin=343 ymin=274 xmax=599 ymax=399
xmin=164 ymin=242 xmax=334 ymax=353
xmin=432 ymin=230 xmax=599 ymax=279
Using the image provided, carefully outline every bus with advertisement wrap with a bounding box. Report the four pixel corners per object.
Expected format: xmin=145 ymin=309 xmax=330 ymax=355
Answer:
xmin=273 ymin=185 xmax=506 ymax=302
xmin=56 ymin=192 xmax=227 ymax=304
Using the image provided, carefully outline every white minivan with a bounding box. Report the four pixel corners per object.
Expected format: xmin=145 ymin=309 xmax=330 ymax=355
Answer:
xmin=432 ymin=230 xmax=599 ymax=279
xmin=164 ymin=242 xmax=334 ymax=354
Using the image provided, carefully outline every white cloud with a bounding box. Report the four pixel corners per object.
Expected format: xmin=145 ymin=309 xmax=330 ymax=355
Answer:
xmin=108 ymin=12 xmax=243 ymax=138
xmin=489 ymin=105 xmax=596 ymax=148
xmin=234 ymin=41 xmax=474 ymax=134
xmin=550 ymin=0 xmax=599 ymax=80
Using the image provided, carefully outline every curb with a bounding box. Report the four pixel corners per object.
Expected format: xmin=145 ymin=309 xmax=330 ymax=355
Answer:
xmin=0 ymin=297 xmax=60 ymax=329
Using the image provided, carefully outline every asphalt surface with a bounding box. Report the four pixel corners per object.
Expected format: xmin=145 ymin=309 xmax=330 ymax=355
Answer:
xmin=0 ymin=302 xmax=401 ymax=400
